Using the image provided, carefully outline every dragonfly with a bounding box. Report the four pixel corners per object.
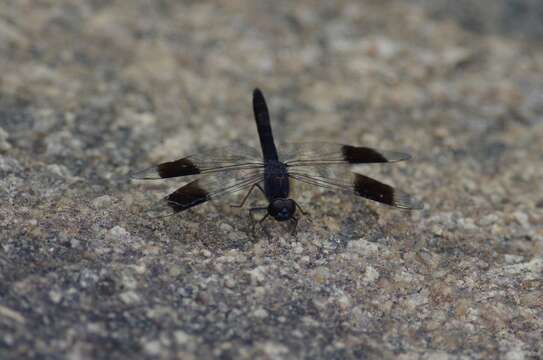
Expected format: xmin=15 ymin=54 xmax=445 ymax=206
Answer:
xmin=131 ymin=88 xmax=421 ymax=232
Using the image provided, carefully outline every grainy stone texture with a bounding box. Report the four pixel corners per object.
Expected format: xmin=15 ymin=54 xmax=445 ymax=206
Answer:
xmin=1 ymin=1 xmax=542 ymax=359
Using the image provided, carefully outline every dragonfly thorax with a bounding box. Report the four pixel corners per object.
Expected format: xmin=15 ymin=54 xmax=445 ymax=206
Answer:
xmin=268 ymin=198 xmax=296 ymax=221
xmin=264 ymin=160 xmax=290 ymax=200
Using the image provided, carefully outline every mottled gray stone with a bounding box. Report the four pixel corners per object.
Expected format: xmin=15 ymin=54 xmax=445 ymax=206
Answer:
xmin=1 ymin=1 xmax=542 ymax=359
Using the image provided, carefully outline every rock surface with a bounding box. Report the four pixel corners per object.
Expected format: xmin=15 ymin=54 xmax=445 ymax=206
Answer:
xmin=1 ymin=1 xmax=542 ymax=359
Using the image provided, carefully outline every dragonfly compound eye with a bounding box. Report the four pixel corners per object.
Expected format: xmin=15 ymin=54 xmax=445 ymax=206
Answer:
xmin=269 ymin=199 xmax=295 ymax=221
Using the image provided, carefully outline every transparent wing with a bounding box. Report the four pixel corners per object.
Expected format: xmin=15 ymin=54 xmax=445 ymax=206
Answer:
xmin=144 ymin=170 xmax=265 ymax=218
xmin=130 ymin=143 xmax=263 ymax=180
xmin=278 ymin=142 xmax=411 ymax=167
xmin=288 ymin=167 xmax=422 ymax=210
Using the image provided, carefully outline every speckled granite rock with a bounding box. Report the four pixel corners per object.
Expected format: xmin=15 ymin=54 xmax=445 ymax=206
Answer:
xmin=1 ymin=1 xmax=542 ymax=359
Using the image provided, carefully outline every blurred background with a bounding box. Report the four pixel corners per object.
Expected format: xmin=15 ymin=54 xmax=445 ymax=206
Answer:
xmin=0 ymin=1 xmax=542 ymax=359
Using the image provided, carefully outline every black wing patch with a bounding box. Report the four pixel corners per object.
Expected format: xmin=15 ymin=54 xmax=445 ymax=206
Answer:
xmin=341 ymin=145 xmax=409 ymax=164
xmin=157 ymin=158 xmax=201 ymax=178
xmin=165 ymin=180 xmax=209 ymax=212
xmin=352 ymin=173 xmax=411 ymax=207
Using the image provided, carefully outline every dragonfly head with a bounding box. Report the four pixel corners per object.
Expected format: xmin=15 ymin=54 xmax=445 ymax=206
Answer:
xmin=268 ymin=198 xmax=296 ymax=221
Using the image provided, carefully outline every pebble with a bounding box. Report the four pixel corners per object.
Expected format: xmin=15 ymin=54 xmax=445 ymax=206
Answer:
xmin=252 ymin=307 xmax=268 ymax=319
xmin=46 ymin=164 xmax=71 ymax=178
xmin=78 ymin=268 xmax=99 ymax=288
xmin=458 ymin=217 xmax=478 ymax=230
xmin=479 ymin=213 xmax=499 ymax=226
xmin=219 ymin=223 xmax=234 ymax=232
xmin=504 ymin=254 xmax=525 ymax=264
xmin=246 ymin=266 xmax=267 ymax=285
xmin=174 ymin=331 xmax=191 ymax=345
xmin=363 ymin=266 xmax=380 ymax=285
xmin=106 ymin=226 xmax=131 ymax=242
xmin=0 ymin=156 xmax=21 ymax=173
xmin=347 ymin=239 xmax=381 ymax=255
xmin=513 ymin=211 xmax=530 ymax=228
xmin=49 ymin=290 xmax=63 ymax=304
xmin=336 ymin=295 xmax=351 ymax=311
xmin=143 ymin=340 xmax=161 ymax=356
xmin=223 ymin=276 xmax=236 ymax=289
xmin=0 ymin=305 xmax=25 ymax=324
xmin=292 ymin=242 xmax=304 ymax=254
xmin=261 ymin=342 xmax=289 ymax=357
xmin=0 ymin=127 xmax=11 ymax=151
xmin=119 ymin=291 xmax=141 ymax=305
xmin=70 ymin=239 xmax=81 ymax=248
xmin=91 ymin=195 xmax=113 ymax=209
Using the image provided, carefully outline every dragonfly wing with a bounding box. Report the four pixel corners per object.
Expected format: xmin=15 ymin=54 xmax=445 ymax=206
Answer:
xmin=130 ymin=143 xmax=263 ymax=180
xmin=279 ymin=142 xmax=411 ymax=167
xmin=144 ymin=170 xmax=265 ymax=218
xmin=288 ymin=169 xmax=422 ymax=210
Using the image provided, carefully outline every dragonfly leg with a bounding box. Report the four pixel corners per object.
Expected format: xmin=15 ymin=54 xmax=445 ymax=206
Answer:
xmin=290 ymin=216 xmax=298 ymax=236
xmin=293 ymin=200 xmax=310 ymax=217
xmin=231 ymin=184 xmax=265 ymax=208
xmin=249 ymin=210 xmax=269 ymax=237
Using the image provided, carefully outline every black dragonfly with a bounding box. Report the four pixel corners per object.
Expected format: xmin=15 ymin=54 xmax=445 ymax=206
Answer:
xmin=132 ymin=89 xmax=421 ymax=231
